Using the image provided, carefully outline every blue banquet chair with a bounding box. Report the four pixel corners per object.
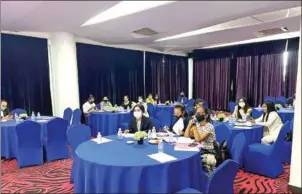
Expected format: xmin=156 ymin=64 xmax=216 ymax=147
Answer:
xmin=230 ymin=133 xmax=246 ymax=165
xmin=45 ymin=118 xmax=69 ymax=162
xmin=228 ymin=101 xmax=237 ymax=113
xmin=176 ymin=159 xmax=240 ymax=194
xmin=147 ymin=103 xmax=155 ymax=118
xmin=187 ymin=99 xmax=195 ymax=108
xmin=67 ymin=124 xmax=91 ymax=183
xmin=264 ymin=96 xmax=276 ymax=103
xmin=15 ymin=120 xmax=43 ymax=168
xmin=214 ymin=123 xmax=231 ymax=145
xmin=63 ymin=107 xmax=73 ymax=124
xmin=252 ymin=108 xmax=263 ymax=119
xmin=71 ymin=108 xmax=82 ymax=125
xmin=11 ymin=108 xmax=27 ymax=116
xmin=244 ymin=121 xmax=290 ymax=178
xmin=155 ymin=110 xmax=171 ymax=128
xmin=282 ymin=119 xmax=294 ymax=164
xmin=275 ymin=96 xmax=287 ymax=107
xmin=150 ymin=117 xmax=161 ymax=131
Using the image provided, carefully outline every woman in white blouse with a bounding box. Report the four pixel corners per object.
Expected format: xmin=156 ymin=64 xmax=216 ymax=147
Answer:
xmin=250 ymin=101 xmax=283 ymax=145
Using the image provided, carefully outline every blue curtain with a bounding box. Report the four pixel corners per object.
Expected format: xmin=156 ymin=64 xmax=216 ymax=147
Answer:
xmin=145 ymin=52 xmax=188 ymax=102
xmin=1 ymin=33 xmax=52 ymax=115
xmin=76 ymin=43 xmax=144 ymax=106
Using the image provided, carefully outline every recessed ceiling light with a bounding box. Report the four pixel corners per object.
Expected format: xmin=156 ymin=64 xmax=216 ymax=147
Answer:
xmin=82 ymin=1 xmax=175 ymax=26
xmin=281 ymin=27 xmax=288 ymax=32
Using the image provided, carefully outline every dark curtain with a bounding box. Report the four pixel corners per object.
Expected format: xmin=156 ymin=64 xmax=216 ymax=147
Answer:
xmin=193 ymin=58 xmax=231 ymax=110
xmin=76 ymin=43 xmax=144 ymax=106
xmin=285 ymin=37 xmax=300 ymax=97
xmin=145 ymin=52 xmax=188 ymax=102
xmin=1 ymin=33 xmax=52 ymax=115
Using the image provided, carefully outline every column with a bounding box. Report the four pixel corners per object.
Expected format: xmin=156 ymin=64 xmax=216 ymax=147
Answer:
xmin=289 ymin=27 xmax=301 ymax=191
xmin=188 ymin=58 xmax=193 ymax=99
xmin=48 ymin=32 xmax=80 ymax=117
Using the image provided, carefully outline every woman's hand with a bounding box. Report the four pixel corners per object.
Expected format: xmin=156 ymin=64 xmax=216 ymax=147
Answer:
xmin=248 ymin=117 xmax=256 ymax=124
xmin=124 ymin=129 xmax=130 ymax=134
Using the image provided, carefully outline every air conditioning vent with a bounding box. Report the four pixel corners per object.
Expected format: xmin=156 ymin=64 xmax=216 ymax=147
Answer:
xmin=131 ymin=28 xmax=158 ymax=38
xmin=255 ymin=27 xmax=289 ymax=37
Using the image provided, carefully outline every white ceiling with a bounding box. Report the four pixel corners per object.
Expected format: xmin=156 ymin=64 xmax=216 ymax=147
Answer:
xmin=1 ymin=1 xmax=301 ymax=53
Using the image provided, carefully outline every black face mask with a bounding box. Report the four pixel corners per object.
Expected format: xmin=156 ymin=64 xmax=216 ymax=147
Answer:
xmin=89 ymin=101 xmax=94 ymax=104
xmin=104 ymin=100 xmax=108 ymax=103
xmin=180 ymin=94 xmax=184 ymax=97
xmin=195 ymin=113 xmax=206 ymax=122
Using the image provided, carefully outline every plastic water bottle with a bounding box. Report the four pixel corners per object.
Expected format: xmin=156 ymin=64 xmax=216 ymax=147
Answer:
xmin=117 ymin=128 xmax=123 ymax=139
xmin=127 ymin=106 xmax=130 ymax=112
xmin=158 ymin=140 xmax=164 ymax=153
xmin=148 ymin=129 xmax=152 ymax=140
xmin=37 ymin=112 xmax=41 ymax=119
xmin=258 ymin=104 xmax=261 ymax=108
xmin=31 ymin=111 xmax=36 ymax=121
xmin=15 ymin=113 xmax=19 ymax=123
xmin=97 ymin=132 xmax=102 ymax=142
xmin=151 ymin=127 xmax=157 ymax=139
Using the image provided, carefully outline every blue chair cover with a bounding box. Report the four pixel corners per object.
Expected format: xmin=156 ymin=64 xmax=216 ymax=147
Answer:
xmin=45 ymin=118 xmax=69 ymax=162
xmin=15 ymin=120 xmax=43 ymax=168
xmin=230 ymin=133 xmax=246 ymax=164
xmin=150 ymin=118 xmax=161 ymax=131
xmin=282 ymin=119 xmax=294 ymax=164
xmin=214 ymin=123 xmax=231 ymax=144
xmin=228 ymin=102 xmax=237 ymax=113
xmin=244 ymin=121 xmax=291 ymax=178
xmin=264 ymin=96 xmax=276 ymax=103
xmin=147 ymin=103 xmax=155 ymax=118
xmin=276 ymin=96 xmax=287 ymax=106
xmin=96 ymin=104 xmax=101 ymax=110
xmin=71 ymin=108 xmax=82 ymax=125
xmin=155 ymin=110 xmax=171 ymax=128
xmin=67 ymin=124 xmax=91 ymax=183
xmin=187 ymin=99 xmax=195 ymax=108
xmin=205 ymin=159 xmax=239 ymax=194
xmin=63 ymin=107 xmax=73 ymax=124
xmin=11 ymin=108 xmax=27 ymax=116
xmin=252 ymin=108 xmax=263 ymax=119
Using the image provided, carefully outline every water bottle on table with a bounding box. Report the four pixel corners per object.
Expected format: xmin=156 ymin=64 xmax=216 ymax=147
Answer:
xmin=151 ymin=127 xmax=157 ymax=139
xmin=117 ymin=128 xmax=123 ymax=139
xmin=15 ymin=113 xmax=19 ymax=123
xmin=37 ymin=112 xmax=41 ymax=119
xmin=31 ymin=111 xmax=36 ymax=121
xmin=158 ymin=140 xmax=164 ymax=153
xmin=97 ymin=132 xmax=102 ymax=143
xmin=147 ymin=129 xmax=152 ymax=140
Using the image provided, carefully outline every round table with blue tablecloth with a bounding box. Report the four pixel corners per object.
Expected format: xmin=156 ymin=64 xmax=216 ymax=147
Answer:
xmin=252 ymin=108 xmax=294 ymax=123
xmin=1 ymin=116 xmax=55 ymax=159
xmin=74 ymin=135 xmax=202 ymax=193
xmin=88 ymin=111 xmax=131 ymax=137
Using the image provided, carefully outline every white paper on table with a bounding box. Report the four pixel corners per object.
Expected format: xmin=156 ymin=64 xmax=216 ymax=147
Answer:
xmin=91 ymin=137 xmax=112 ymax=144
xmin=36 ymin=120 xmax=49 ymax=123
xmin=233 ymin=126 xmax=252 ymax=129
xmin=172 ymin=118 xmax=184 ymax=135
xmin=148 ymin=152 xmax=177 ymax=163
xmin=1 ymin=120 xmax=7 ymax=122
xmin=123 ymin=133 xmax=134 ymax=138
xmin=176 ymin=137 xmax=194 ymax=144
xmin=174 ymin=146 xmax=200 ymax=152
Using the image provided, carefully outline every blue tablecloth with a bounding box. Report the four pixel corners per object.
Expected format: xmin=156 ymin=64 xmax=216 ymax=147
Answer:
xmin=74 ymin=135 xmax=202 ymax=193
xmin=88 ymin=112 xmax=131 ymax=137
xmin=213 ymin=122 xmax=264 ymax=167
xmin=252 ymin=108 xmax=294 ymax=123
xmin=1 ymin=117 xmax=54 ymax=159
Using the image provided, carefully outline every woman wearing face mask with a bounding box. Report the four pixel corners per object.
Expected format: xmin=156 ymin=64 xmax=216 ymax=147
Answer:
xmin=137 ymin=96 xmax=149 ymax=117
xmin=82 ymin=95 xmax=97 ymax=116
xmin=184 ymin=107 xmax=217 ymax=176
xmin=1 ymin=100 xmax=12 ymax=120
xmin=124 ymin=104 xmax=153 ymax=133
xmin=170 ymin=104 xmax=188 ymax=135
xmin=177 ymin=92 xmax=188 ymax=104
xmin=250 ymin=101 xmax=283 ymax=145
xmin=232 ymin=98 xmax=252 ymax=119
xmin=120 ymin=95 xmax=134 ymax=110
xmin=100 ymin=96 xmax=113 ymax=111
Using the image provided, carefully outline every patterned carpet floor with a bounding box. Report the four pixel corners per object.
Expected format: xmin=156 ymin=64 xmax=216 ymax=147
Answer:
xmin=1 ymin=158 xmax=291 ymax=193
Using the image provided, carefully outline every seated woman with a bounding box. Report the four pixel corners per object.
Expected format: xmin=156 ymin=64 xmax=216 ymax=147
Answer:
xmin=188 ymin=98 xmax=205 ymax=117
xmin=154 ymin=94 xmax=160 ymax=105
xmin=146 ymin=93 xmax=155 ymax=105
xmin=1 ymin=100 xmax=12 ymax=120
xmin=170 ymin=104 xmax=188 ymax=135
xmin=184 ymin=107 xmax=217 ymax=176
xmin=137 ymin=96 xmax=149 ymax=117
xmin=120 ymin=95 xmax=134 ymax=110
xmin=285 ymin=94 xmax=295 ymax=109
xmin=232 ymin=98 xmax=252 ymax=119
xmin=250 ymin=101 xmax=283 ymax=145
xmin=124 ymin=104 xmax=153 ymax=133
xmin=82 ymin=94 xmax=97 ymax=116
xmin=100 ymin=96 xmax=113 ymax=111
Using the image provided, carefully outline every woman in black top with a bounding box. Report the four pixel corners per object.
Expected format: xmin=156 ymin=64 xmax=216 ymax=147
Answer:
xmin=121 ymin=95 xmax=134 ymax=110
xmin=154 ymin=94 xmax=160 ymax=105
xmin=124 ymin=104 xmax=153 ymax=133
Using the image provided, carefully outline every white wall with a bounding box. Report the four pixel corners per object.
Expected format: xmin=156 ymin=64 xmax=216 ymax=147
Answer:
xmin=289 ymin=26 xmax=301 ymax=189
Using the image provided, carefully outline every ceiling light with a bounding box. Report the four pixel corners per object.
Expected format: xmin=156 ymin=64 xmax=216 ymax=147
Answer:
xmin=202 ymin=31 xmax=300 ymax=49
xmin=82 ymin=1 xmax=175 ymax=26
xmin=281 ymin=27 xmax=288 ymax=32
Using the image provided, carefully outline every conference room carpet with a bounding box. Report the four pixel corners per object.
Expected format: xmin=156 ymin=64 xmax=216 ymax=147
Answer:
xmin=1 ymin=158 xmax=291 ymax=193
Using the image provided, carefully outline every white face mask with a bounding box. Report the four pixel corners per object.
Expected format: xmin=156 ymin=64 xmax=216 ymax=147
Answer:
xmin=133 ymin=111 xmax=142 ymax=119
xmin=239 ymin=102 xmax=245 ymax=108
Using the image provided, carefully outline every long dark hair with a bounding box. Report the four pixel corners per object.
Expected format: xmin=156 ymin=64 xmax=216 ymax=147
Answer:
xmin=133 ymin=104 xmax=145 ymax=113
xmin=196 ymin=107 xmax=211 ymax=123
xmin=237 ymin=98 xmax=250 ymax=119
xmin=174 ymin=104 xmax=188 ymax=117
xmin=262 ymin=101 xmax=277 ymax=122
